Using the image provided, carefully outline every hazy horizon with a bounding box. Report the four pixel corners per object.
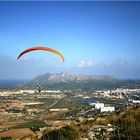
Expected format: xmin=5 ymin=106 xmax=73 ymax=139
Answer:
xmin=0 ymin=1 xmax=140 ymax=79
xmin=0 ymin=71 xmax=140 ymax=81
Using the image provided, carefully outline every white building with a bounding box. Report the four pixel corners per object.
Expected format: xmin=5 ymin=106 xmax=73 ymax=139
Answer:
xmin=101 ymin=106 xmax=115 ymax=112
xmin=95 ymin=103 xmax=104 ymax=109
xmin=18 ymin=90 xmax=35 ymax=94
xmin=131 ymin=100 xmax=140 ymax=104
xmin=43 ymin=90 xmax=61 ymax=93
xmin=83 ymin=96 xmax=90 ymax=99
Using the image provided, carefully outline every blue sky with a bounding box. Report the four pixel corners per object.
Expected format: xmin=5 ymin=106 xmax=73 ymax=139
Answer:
xmin=0 ymin=1 xmax=140 ymax=79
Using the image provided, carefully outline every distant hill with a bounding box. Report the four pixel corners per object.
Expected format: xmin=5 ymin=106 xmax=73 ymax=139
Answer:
xmin=22 ymin=71 xmax=140 ymax=90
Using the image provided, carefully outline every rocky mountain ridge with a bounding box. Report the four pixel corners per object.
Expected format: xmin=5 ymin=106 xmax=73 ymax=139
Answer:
xmin=32 ymin=71 xmax=116 ymax=83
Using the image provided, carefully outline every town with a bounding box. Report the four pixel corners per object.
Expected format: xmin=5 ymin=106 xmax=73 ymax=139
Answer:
xmin=0 ymin=87 xmax=139 ymax=139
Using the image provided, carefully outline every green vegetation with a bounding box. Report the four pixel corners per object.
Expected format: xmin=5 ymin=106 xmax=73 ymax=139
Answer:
xmin=14 ymin=120 xmax=46 ymax=129
xmin=52 ymin=107 xmax=139 ymax=140
xmin=110 ymin=107 xmax=140 ymax=140
xmin=76 ymin=107 xmax=140 ymax=140
xmin=21 ymin=134 xmax=36 ymax=140
xmin=41 ymin=126 xmax=81 ymax=140
xmin=1 ymin=137 xmax=12 ymax=140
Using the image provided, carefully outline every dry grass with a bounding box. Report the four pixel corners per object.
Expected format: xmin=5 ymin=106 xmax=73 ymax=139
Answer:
xmin=0 ymin=128 xmax=36 ymax=138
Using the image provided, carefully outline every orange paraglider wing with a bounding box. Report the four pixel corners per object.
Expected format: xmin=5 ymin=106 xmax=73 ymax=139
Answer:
xmin=17 ymin=46 xmax=65 ymax=62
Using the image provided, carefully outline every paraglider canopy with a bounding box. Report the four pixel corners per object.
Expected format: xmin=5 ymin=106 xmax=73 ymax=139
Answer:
xmin=17 ymin=46 xmax=65 ymax=62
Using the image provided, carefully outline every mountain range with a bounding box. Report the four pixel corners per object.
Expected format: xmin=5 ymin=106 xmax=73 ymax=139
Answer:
xmin=22 ymin=71 xmax=140 ymax=90
xmin=0 ymin=71 xmax=139 ymax=90
xmin=32 ymin=71 xmax=116 ymax=83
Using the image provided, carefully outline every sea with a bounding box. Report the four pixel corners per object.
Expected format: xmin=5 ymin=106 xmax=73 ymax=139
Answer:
xmin=0 ymin=80 xmax=28 ymax=88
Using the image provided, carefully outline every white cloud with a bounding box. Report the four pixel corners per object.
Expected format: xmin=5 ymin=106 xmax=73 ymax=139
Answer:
xmin=77 ymin=60 xmax=97 ymax=68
